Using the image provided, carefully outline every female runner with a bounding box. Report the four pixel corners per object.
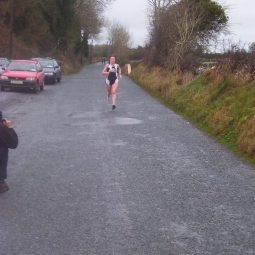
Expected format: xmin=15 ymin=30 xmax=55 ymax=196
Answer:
xmin=102 ymin=55 xmax=122 ymax=110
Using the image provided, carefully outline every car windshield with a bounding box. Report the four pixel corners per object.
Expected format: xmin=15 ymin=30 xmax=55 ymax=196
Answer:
xmin=0 ymin=60 xmax=6 ymax=66
xmin=39 ymin=60 xmax=54 ymax=68
xmin=7 ymin=62 xmax=36 ymax=72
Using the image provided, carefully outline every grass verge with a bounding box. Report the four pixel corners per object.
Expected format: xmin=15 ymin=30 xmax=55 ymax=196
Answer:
xmin=129 ymin=63 xmax=255 ymax=165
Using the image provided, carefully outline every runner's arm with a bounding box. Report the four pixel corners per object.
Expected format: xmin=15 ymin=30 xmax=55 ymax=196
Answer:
xmin=102 ymin=64 xmax=110 ymax=75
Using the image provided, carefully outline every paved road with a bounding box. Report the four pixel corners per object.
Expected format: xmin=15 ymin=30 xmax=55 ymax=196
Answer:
xmin=0 ymin=62 xmax=255 ymax=255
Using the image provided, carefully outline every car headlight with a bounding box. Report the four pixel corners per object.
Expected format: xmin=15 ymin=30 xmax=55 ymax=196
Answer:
xmin=1 ymin=76 xmax=8 ymax=80
xmin=45 ymin=72 xmax=53 ymax=75
xmin=26 ymin=77 xmax=36 ymax=81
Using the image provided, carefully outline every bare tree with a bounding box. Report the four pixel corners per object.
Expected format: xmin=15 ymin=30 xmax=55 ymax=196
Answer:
xmin=146 ymin=0 xmax=175 ymax=66
xmin=171 ymin=1 xmax=204 ymax=68
xmin=107 ymin=20 xmax=132 ymax=63
xmin=249 ymin=42 xmax=255 ymax=53
xmin=146 ymin=0 xmax=228 ymax=70
xmin=73 ymin=0 xmax=115 ymax=39
xmin=147 ymin=0 xmax=174 ymax=27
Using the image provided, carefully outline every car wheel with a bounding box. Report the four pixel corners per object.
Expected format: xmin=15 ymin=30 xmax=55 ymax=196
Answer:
xmin=57 ymin=73 xmax=61 ymax=82
xmin=33 ymin=83 xmax=38 ymax=93
xmin=52 ymin=75 xmax=56 ymax=85
xmin=40 ymin=81 xmax=44 ymax=91
xmin=1 ymin=86 xmax=5 ymax=91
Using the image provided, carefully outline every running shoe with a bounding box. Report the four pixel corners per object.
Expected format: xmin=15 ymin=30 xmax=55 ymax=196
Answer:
xmin=112 ymin=105 xmax=116 ymax=110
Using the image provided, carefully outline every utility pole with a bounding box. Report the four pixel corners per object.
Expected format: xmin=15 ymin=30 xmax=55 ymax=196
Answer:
xmin=80 ymin=29 xmax=84 ymax=65
xmin=9 ymin=0 xmax=14 ymax=59
xmin=89 ymin=40 xmax=93 ymax=64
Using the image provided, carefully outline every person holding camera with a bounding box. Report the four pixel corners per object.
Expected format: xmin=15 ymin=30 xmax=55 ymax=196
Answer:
xmin=0 ymin=111 xmax=18 ymax=193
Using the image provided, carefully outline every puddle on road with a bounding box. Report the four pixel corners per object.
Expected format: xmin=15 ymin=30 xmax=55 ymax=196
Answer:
xmin=67 ymin=112 xmax=99 ymax=119
xmin=67 ymin=122 xmax=101 ymax=127
xmin=64 ymin=118 xmax=142 ymax=127
xmin=65 ymin=112 xmax=142 ymax=128
xmin=112 ymin=140 xmax=128 ymax=146
xmin=148 ymin=116 xmax=158 ymax=120
xmin=104 ymin=117 xmax=142 ymax=126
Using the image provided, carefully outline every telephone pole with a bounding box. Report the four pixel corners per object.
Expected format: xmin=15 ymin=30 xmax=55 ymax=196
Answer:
xmin=89 ymin=40 xmax=93 ymax=64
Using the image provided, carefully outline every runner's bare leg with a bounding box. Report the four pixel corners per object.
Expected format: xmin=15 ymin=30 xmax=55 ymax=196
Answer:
xmin=111 ymin=81 xmax=118 ymax=106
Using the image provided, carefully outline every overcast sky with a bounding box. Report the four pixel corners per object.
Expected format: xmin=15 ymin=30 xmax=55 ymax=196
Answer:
xmin=97 ymin=0 xmax=255 ymax=48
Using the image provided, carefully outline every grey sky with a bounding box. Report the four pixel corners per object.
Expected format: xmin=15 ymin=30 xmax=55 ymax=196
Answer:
xmin=98 ymin=0 xmax=255 ymax=48
xmin=221 ymin=0 xmax=255 ymax=46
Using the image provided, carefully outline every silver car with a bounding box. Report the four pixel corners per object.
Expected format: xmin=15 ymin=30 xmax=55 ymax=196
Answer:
xmin=31 ymin=57 xmax=62 ymax=84
xmin=0 ymin=58 xmax=10 ymax=75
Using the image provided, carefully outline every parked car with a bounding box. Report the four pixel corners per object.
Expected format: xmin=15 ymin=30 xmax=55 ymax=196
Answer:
xmin=0 ymin=58 xmax=10 ymax=75
xmin=0 ymin=59 xmax=45 ymax=93
xmin=31 ymin=57 xmax=61 ymax=84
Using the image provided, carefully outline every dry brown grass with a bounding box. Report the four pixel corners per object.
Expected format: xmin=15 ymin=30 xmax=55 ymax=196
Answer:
xmin=237 ymin=117 xmax=255 ymax=157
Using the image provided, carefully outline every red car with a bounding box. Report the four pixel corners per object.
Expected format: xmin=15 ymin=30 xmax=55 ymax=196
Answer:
xmin=0 ymin=59 xmax=45 ymax=93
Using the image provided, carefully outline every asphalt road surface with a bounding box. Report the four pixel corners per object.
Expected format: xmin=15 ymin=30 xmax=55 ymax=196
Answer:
xmin=0 ymin=62 xmax=255 ymax=255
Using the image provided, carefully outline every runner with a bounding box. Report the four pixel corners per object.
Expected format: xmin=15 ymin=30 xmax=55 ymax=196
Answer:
xmin=102 ymin=55 xmax=122 ymax=110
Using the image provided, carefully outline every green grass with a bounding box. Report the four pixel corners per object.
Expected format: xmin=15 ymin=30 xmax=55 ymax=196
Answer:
xmin=202 ymin=61 xmax=216 ymax=65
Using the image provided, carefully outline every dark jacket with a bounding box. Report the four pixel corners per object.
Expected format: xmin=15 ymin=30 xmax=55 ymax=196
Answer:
xmin=0 ymin=123 xmax=18 ymax=149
